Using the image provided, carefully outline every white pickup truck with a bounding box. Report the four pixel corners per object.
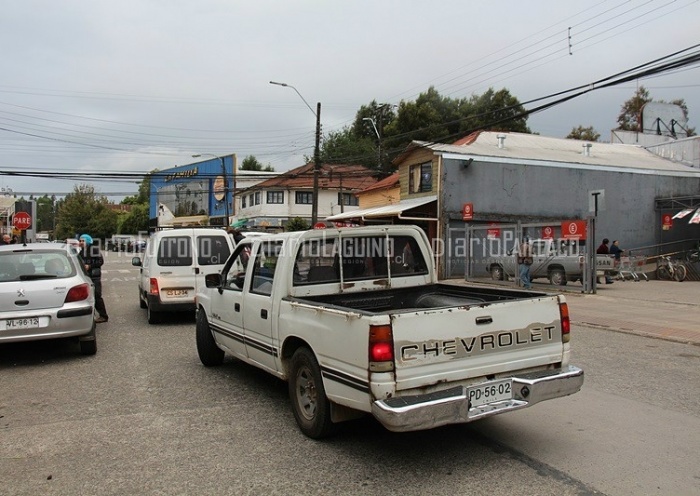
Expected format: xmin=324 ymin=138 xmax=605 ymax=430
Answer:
xmin=195 ymin=225 xmax=583 ymax=438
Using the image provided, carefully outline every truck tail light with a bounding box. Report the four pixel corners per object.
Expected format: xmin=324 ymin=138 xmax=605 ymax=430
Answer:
xmin=149 ymin=278 xmax=160 ymax=296
xmin=65 ymin=283 xmax=90 ymax=303
xmin=559 ymin=302 xmax=571 ymax=343
xmin=369 ymin=324 xmax=394 ymax=372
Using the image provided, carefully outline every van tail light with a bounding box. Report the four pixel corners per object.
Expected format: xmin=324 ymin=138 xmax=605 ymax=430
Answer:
xmin=559 ymin=302 xmax=571 ymax=343
xmin=149 ymin=278 xmax=160 ymax=296
xmin=65 ymin=283 xmax=90 ymax=303
xmin=369 ymin=324 xmax=394 ymax=372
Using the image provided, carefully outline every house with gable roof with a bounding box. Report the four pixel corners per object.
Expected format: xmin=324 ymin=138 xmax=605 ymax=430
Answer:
xmin=233 ymin=162 xmax=377 ymax=229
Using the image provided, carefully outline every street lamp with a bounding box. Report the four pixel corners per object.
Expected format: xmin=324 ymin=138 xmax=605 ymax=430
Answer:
xmin=192 ymin=153 xmax=229 ymax=227
xmin=363 ymin=117 xmax=381 ymax=170
xmin=270 ymin=80 xmax=322 ymax=226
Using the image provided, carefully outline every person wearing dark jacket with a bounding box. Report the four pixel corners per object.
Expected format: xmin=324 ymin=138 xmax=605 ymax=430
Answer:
xmin=79 ymin=234 xmax=109 ymax=323
xmin=610 ymin=240 xmax=624 ymax=261
xmin=596 ymin=238 xmax=614 ymax=284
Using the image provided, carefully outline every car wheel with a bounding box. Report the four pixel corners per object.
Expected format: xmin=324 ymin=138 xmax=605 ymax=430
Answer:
xmin=147 ymin=304 xmax=161 ymax=324
xmin=196 ymin=309 xmax=224 ymax=366
xmin=79 ymin=325 xmax=97 ymax=355
xmin=139 ymin=290 xmax=147 ymax=309
xmin=549 ymin=269 xmax=567 ymax=286
xmin=289 ymin=347 xmax=335 ymax=439
xmin=490 ymin=265 xmax=504 ymax=281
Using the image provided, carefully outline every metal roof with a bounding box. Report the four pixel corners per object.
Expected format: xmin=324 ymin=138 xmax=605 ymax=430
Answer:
xmin=416 ymin=131 xmax=700 ymax=174
xmin=326 ymin=196 xmax=436 ymax=221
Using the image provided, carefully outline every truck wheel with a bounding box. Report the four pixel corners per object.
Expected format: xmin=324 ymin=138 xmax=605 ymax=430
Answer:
xmin=147 ymin=304 xmax=161 ymax=325
xmin=196 ymin=309 xmax=224 ymax=366
xmin=289 ymin=347 xmax=335 ymax=439
xmin=490 ymin=265 xmax=504 ymax=281
xmin=549 ymin=269 xmax=567 ymax=286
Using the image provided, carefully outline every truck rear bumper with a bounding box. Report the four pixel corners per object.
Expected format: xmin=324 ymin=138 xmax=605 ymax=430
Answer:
xmin=371 ymin=365 xmax=584 ymax=432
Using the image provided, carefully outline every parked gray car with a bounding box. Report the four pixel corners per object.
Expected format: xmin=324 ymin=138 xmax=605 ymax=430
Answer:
xmin=0 ymin=243 xmax=96 ymax=355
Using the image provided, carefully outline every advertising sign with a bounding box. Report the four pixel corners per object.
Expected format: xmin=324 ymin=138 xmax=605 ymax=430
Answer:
xmin=561 ymin=220 xmax=587 ymax=240
xmin=662 ymin=214 xmax=673 ymax=230
xmin=462 ymin=203 xmax=473 ymax=221
xmin=541 ymin=226 xmax=555 ymax=239
xmin=486 ymin=222 xmax=500 ymax=239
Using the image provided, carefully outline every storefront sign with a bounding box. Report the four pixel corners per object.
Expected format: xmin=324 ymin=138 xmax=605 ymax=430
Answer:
xmin=462 ymin=203 xmax=473 ymax=221
xmin=487 ymin=222 xmax=500 ymax=239
xmin=561 ymin=220 xmax=587 ymax=240
xmin=662 ymin=214 xmax=673 ymax=230
xmin=541 ymin=226 xmax=555 ymax=239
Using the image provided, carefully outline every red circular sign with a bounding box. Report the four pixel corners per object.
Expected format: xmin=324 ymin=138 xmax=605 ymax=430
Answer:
xmin=313 ymin=222 xmax=327 ymax=230
xmin=13 ymin=212 xmax=32 ymax=230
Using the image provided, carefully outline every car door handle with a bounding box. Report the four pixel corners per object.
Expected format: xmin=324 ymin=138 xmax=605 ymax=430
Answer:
xmin=235 ymin=303 xmax=240 ymax=312
xmin=260 ymin=309 xmax=268 ymax=319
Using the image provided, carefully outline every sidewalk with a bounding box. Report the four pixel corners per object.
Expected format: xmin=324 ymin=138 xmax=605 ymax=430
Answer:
xmin=563 ymin=279 xmax=700 ymax=346
xmin=449 ymin=278 xmax=700 ymax=346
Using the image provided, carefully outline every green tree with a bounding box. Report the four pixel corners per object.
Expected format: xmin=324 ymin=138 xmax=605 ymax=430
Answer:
xmin=119 ymin=203 xmax=150 ymax=234
xmin=285 ymin=217 xmax=309 ymax=231
xmin=566 ymin=125 xmax=601 ymax=141
xmin=35 ymin=194 xmax=57 ymax=233
xmin=240 ymin=155 xmax=274 ymax=172
xmin=54 ymin=184 xmax=118 ymax=242
xmin=122 ymin=169 xmax=157 ymax=205
xmin=617 ymin=86 xmax=651 ymax=131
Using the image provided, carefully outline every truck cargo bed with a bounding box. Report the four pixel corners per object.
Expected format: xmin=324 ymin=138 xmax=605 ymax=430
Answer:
xmin=291 ymin=283 xmax=548 ymax=314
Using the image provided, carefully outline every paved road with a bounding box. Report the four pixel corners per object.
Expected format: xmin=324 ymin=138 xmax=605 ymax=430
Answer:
xmin=2 ymin=252 xmax=699 ymax=495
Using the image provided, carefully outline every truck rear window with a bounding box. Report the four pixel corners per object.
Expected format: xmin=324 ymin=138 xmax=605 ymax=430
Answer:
xmin=293 ymin=235 xmax=428 ymax=285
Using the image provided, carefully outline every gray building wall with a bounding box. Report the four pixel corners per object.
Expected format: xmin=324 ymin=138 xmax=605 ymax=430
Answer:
xmin=441 ymin=157 xmax=700 ymax=276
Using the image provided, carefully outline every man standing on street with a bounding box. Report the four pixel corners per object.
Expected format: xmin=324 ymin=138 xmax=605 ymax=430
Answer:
xmin=518 ymin=236 xmax=533 ymax=289
xmin=79 ymin=234 xmax=109 ymax=323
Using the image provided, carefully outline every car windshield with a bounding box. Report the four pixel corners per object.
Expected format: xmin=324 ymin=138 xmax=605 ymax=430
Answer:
xmin=0 ymin=250 xmax=77 ymax=282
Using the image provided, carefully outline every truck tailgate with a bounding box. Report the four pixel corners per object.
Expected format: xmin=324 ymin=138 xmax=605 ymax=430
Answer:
xmin=390 ymin=295 xmax=565 ymax=391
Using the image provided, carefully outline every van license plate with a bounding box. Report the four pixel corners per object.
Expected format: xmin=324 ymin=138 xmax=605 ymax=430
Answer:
xmin=166 ymin=289 xmax=189 ymax=298
xmin=3 ymin=317 xmax=41 ymax=330
xmin=467 ymin=379 xmax=512 ymax=408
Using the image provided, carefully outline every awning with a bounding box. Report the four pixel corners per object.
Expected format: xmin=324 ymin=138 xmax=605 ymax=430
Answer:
xmin=326 ymin=196 xmax=437 ymax=221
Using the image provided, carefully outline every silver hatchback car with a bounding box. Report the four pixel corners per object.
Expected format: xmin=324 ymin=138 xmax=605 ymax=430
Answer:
xmin=0 ymin=243 xmax=96 ymax=355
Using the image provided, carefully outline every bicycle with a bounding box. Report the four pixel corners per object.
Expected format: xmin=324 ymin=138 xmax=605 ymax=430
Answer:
xmin=656 ymin=255 xmax=687 ymax=282
xmin=685 ymin=246 xmax=700 ymax=264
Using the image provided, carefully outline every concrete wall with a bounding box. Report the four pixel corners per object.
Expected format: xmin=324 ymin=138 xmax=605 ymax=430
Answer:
xmin=441 ymin=157 xmax=700 ymax=275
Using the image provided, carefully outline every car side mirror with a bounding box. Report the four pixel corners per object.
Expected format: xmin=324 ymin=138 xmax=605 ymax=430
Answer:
xmin=131 ymin=257 xmax=142 ymax=266
xmin=205 ymin=273 xmax=222 ymax=288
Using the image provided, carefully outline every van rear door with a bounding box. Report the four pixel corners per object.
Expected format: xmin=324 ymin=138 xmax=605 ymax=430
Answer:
xmin=194 ymin=232 xmax=233 ymax=293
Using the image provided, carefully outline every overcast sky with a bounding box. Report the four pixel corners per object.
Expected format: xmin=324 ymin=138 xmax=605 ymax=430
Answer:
xmin=1 ymin=0 xmax=699 ymax=201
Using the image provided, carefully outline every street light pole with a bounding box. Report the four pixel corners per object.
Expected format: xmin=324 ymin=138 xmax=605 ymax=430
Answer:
xmin=363 ymin=117 xmax=381 ymax=170
xmin=192 ymin=153 xmax=229 ymax=227
xmin=270 ymin=81 xmax=322 ymax=226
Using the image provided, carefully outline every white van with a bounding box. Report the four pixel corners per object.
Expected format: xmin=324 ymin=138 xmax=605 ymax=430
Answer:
xmin=132 ymin=228 xmax=234 ymax=324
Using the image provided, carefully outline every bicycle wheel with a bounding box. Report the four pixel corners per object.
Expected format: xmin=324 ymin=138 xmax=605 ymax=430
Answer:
xmin=657 ymin=265 xmax=670 ymax=280
xmin=673 ymin=264 xmax=687 ymax=282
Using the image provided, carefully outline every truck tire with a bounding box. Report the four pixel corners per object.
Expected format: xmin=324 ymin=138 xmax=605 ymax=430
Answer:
xmin=490 ymin=265 xmax=504 ymax=281
xmin=549 ymin=269 xmax=567 ymax=286
xmin=289 ymin=347 xmax=335 ymax=439
xmin=196 ymin=309 xmax=224 ymax=366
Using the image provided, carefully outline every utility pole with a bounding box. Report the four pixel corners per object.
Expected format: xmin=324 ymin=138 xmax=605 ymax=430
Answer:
xmin=312 ymin=102 xmax=321 ymax=225
xmin=270 ymin=81 xmax=322 ymax=226
xmin=363 ymin=117 xmax=381 ymax=170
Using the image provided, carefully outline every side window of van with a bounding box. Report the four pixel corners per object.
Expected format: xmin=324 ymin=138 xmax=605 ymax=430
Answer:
xmin=157 ymin=236 xmax=192 ymax=266
xmin=197 ymin=235 xmax=231 ymax=266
